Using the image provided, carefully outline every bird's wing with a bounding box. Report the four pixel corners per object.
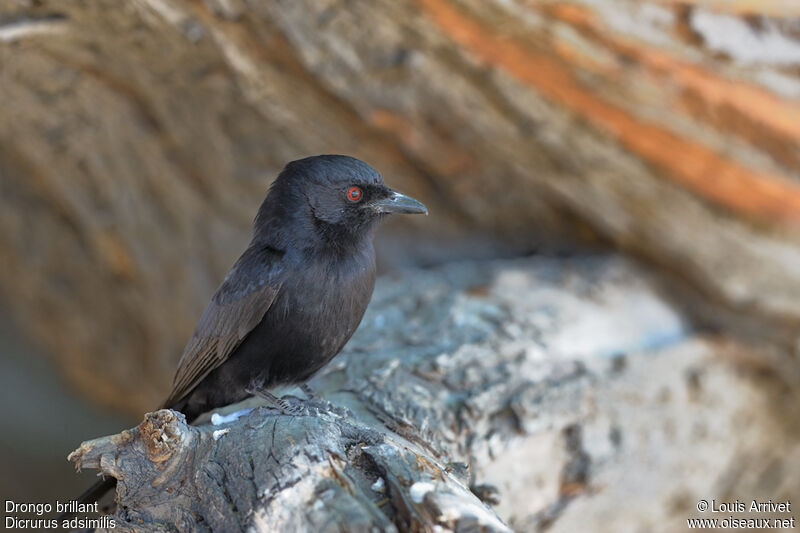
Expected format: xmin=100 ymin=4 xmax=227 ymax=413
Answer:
xmin=163 ymin=245 xmax=285 ymax=408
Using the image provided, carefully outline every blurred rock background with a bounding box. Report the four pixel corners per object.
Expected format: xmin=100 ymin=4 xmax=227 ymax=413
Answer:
xmin=0 ymin=0 xmax=798 ymax=526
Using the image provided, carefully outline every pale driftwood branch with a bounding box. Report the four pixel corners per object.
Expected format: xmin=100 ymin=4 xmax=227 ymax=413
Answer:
xmin=66 ymin=256 xmax=800 ymax=532
xmin=69 ymin=408 xmax=510 ymax=533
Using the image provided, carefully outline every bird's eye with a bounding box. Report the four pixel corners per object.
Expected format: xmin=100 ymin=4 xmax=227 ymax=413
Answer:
xmin=347 ymin=186 xmax=363 ymax=202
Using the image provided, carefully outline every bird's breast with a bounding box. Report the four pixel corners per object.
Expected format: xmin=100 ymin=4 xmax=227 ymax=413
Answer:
xmin=257 ymin=246 xmax=376 ymax=382
xmin=289 ymin=250 xmax=375 ymax=332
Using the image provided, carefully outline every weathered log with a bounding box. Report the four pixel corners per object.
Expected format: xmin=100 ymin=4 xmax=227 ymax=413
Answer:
xmin=1 ymin=0 xmax=799 ymax=413
xmin=67 ymin=257 xmax=800 ymax=531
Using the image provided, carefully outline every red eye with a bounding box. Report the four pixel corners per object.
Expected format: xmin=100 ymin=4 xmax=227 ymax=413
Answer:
xmin=347 ymin=186 xmax=362 ymax=202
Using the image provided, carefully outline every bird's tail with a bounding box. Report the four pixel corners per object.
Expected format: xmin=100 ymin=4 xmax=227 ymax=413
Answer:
xmin=58 ymin=477 xmax=117 ymax=521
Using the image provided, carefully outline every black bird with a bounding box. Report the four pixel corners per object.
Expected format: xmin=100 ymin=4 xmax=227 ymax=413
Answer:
xmin=70 ymin=154 xmax=427 ymax=513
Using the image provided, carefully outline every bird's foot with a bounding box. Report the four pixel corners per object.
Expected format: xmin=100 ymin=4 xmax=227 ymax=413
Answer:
xmin=246 ymin=386 xmax=348 ymax=417
xmin=272 ymin=394 xmax=348 ymax=417
xmin=300 ymin=383 xmax=320 ymax=401
xmin=300 ymin=396 xmax=350 ymax=417
xmin=299 ymin=383 xmax=351 ymax=415
xmin=299 ymin=384 xmax=352 ymax=416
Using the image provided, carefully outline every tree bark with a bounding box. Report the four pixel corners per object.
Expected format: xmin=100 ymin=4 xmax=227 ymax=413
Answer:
xmin=67 ymin=257 xmax=800 ymax=531
xmin=1 ymin=0 xmax=799 ymax=412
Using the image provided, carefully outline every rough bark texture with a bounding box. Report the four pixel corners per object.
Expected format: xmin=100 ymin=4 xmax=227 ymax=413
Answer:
xmin=68 ymin=257 xmax=800 ymax=532
xmin=1 ymin=0 xmax=800 ymax=414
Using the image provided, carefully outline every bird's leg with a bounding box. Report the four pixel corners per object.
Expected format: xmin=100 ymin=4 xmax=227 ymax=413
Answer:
xmin=246 ymin=382 xmax=347 ymax=417
xmin=300 ymin=383 xmax=320 ymax=400
xmin=299 ymin=382 xmax=342 ymax=414
xmin=245 ymin=386 xmax=306 ymax=416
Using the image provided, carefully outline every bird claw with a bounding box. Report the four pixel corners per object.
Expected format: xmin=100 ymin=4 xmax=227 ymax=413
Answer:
xmin=275 ymin=395 xmax=348 ymax=417
xmin=275 ymin=395 xmax=309 ymax=416
xmin=247 ymin=386 xmax=348 ymax=417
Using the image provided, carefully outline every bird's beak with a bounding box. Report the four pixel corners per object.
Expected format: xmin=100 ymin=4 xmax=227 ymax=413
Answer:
xmin=369 ymin=190 xmax=428 ymax=215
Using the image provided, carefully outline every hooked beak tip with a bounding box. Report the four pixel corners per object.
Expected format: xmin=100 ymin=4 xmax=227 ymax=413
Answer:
xmin=371 ymin=191 xmax=428 ymax=215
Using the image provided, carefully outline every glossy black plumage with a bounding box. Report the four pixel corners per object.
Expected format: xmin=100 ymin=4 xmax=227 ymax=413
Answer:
xmin=164 ymin=154 xmax=426 ymax=421
xmin=64 ymin=155 xmax=426 ymax=517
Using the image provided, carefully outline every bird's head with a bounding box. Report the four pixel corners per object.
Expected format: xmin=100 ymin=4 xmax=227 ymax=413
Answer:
xmin=255 ymin=155 xmax=427 ymax=249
